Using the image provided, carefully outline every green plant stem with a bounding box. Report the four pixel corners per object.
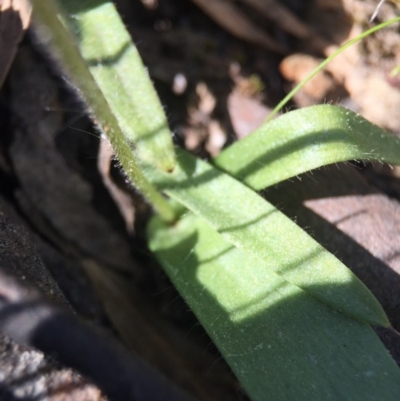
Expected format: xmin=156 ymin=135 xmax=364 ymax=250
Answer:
xmin=267 ymin=16 xmax=400 ymax=122
xmin=390 ymin=64 xmax=400 ymax=77
xmin=31 ymin=0 xmax=176 ymax=223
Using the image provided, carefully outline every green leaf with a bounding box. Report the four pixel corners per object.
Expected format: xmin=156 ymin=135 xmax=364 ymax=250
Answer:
xmin=31 ymin=0 xmax=176 ymax=222
xmin=214 ymin=105 xmax=400 ymax=190
xmin=144 ymin=149 xmax=389 ymax=327
xmin=58 ymin=0 xmax=176 ymax=173
xmin=148 ymin=212 xmax=400 ymax=401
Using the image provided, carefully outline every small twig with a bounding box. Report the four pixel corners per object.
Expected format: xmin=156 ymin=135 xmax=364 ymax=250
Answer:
xmin=0 ymin=270 xmax=193 ymax=401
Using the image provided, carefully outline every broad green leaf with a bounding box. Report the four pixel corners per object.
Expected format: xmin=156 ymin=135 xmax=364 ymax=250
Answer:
xmin=148 ymin=212 xmax=400 ymax=401
xmin=31 ymin=0 xmax=176 ymax=222
xmin=214 ymin=105 xmax=400 ymax=190
xmin=144 ymin=149 xmax=389 ymax=327
xmin=58 ymin=0 xmax=176 ymax=174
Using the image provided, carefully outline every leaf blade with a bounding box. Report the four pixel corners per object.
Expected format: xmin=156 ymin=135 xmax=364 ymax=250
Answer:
xmin=31 ymin=0 xmax=176 ymax=222
xmin=145 ymin=149 xmax=389 ymax=327
xmin=148 ymin=212 xmax=400 ymax=401
xmin=59 ymin=0 xmax=176 ymax=173
xmin=214 ymin=105 xmax=400 ymax=190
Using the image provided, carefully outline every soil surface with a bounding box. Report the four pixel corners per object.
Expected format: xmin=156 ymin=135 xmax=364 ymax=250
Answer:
xmin=1 ymin=1 xmax=400 ymax=400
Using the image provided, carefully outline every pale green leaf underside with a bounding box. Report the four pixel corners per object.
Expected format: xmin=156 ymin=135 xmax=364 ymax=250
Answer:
xmin=214 ymin=105 xmax=400 ymax=190
xmin=144 ymin=149 xmax=388 ymax=327
xmin=59 ymin=0 xmax=176 ymax=173
xmin=148 ymin=213 xmax=400 ymax=401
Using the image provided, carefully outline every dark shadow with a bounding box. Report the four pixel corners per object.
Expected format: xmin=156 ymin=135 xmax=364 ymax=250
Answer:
xmin=58 ymin=0 xmax=110 ymax=15
xmin=0 ymin=385 xmax=35 ymax=401
xmin=332 ymin=209 xmax=368 ymax=225
xmin=219 ymin=210 xmax=277 ymax=233
xmin=261 ymin=162 xmax=379 ymax=202
xmin=0 ymin=296 xmax=191 ymax=401
xmin=0 ymin=7 xmax=24 ymax=86
xmin=361 ymin=163 xmax=400 ymax=202
xmin=387 ymin=251 xmax=400 ymax=263
xmin=198 ymin=245 xmax=235 ymax=265
xmin=86 ymin=42 xmax=131 ymax=67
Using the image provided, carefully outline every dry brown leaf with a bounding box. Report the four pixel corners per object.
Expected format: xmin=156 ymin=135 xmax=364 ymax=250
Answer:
xmin=227 ymin=90 xmax=271 ymax=139
xmin=190 ymin=0 xmax=287 ymax=53
xmin=280 ymin=53 xmax=336 ymax=103
xmin=239 ymin=0 xmax=330 ymax=52
xmin=344 ymin=66 xmax=400 ymax=133
xmin=0 ymin=0 xmax=31 ymax=87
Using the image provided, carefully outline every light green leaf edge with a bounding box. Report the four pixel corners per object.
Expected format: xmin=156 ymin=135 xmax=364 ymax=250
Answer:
xmin=144 ymin=149 xmax=389 ymax=327
xmin=214 ymin=105 xmax=400 ymax=190
xmin=31 ymin=0 xmax=176 ymax=222
xmin=148 ymin=212 xmax=400 ymax=401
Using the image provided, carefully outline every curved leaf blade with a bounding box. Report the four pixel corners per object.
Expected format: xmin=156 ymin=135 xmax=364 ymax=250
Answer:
xmin=144 ymin=149 xmax=389 ymax=327
xmin=148 ymin=212 xmax=400 ymax=401
xmin=214 ymin=105 xmax=400 ymax=190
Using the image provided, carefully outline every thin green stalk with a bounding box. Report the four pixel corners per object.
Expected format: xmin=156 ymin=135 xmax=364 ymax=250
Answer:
xmin=31 ymin=0 xmax=176 ymax=222
xmin=390 ymin=64 xmax=400 ymax=77
xmin=267 ymin=16 xmax=400 ymax=122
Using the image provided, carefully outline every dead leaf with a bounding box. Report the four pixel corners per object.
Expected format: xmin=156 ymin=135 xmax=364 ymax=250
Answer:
xmin=239 ymin=0 xmax=330 ymax=52
xmin=280 ymin=53 xmax=336 ymax=104
xmin=190 ymin=0 xmax=287 ymax=53
xmin=227 ymin=90 xmax=271 ymax=139
xmin=0 ymin=0 xmax=31 ymax=87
